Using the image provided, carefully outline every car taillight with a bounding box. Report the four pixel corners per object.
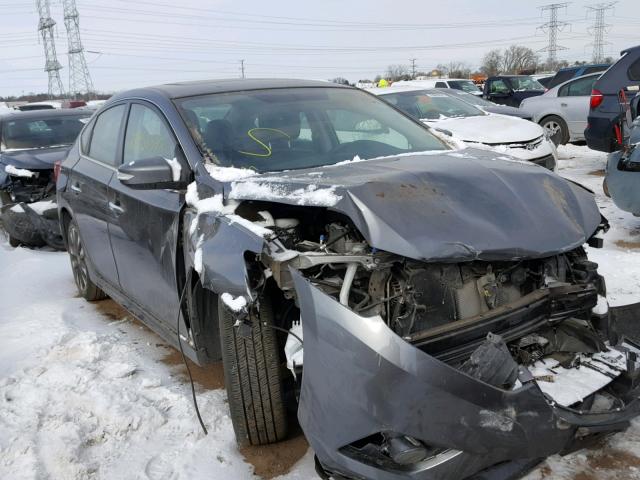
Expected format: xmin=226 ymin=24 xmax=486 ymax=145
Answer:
xmin=590 ymin=89 xmax=604 ymax=109
xmin=53 ymin=160 xmax=62 ymax=183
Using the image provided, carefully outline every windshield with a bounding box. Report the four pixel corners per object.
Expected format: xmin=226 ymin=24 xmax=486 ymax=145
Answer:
xmin=379 ymin=89 xmax=485 ymax=121
xmin=509 ymin=77 xmax=545 ymax=92
xmin=447 ymin=80 xmax=482 ymax=94
xmin=1 ymin=114 xmax=90 ymax=150
xmin=175 ymin=87 xmax=448 ymax=172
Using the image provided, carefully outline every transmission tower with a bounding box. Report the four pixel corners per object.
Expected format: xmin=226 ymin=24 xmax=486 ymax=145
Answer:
xmin=410 ymin=58 xmax=417 ymax=79
xmin=538 ymin=3 xmax=570 ymax=68
xmin=36 ymin=0 xmax=65 ymax=98
xmin=62 ymin=0 xmax=94 ymax=97
xmin=587 ymin=2 xmax=616 ymax=63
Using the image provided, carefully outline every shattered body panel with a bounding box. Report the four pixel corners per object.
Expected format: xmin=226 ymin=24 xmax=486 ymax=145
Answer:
xmin=293 ymin=272 xmax=640 ymax=480
xmin=226 ymin=149 xmax=600 ymax=261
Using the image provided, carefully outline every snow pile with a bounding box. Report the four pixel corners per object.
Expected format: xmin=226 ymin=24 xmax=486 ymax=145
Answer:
xmin=204 ymin=164 xmax=257 ymax=182
xmin=226 ymin=214 xmax=273 ymax=238
xmin=230 ymin=181 xmax=342 ymax=207
xmin=5 ymin=165 xmax=35 ymax=178
xmin=220 ymin=293 xmax=247 ymax=312
xmin=186 ymin=182 xmax=239 ymax=236
xmin=28 ymin=199 xmax=57 ymax=215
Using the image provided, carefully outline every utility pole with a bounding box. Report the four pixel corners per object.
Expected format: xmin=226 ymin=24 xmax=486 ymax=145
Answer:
xmin=538 ymin=3 xmax=570 ymax=69
xmin=587 ymin=2 xmax=616 ymax=63
xmin=410 ymin=58 xmax=417 ymax=79
xmin=36 ymin=0 xmax=65 ymax=98
xmin=62 ymin=0 xmax=93 ymax=98
xmin=240 ymin=59 xmax=245 ymax=79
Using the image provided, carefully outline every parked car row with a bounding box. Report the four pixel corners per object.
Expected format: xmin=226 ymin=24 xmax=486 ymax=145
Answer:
xmin=4 ymin=59 xmax=640 ymax=480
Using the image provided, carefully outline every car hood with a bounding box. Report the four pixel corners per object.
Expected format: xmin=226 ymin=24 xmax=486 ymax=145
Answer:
xmin=425 ymin=114 xmax=544 ymax=143
xmin=221 ymin=148 xmax=601 ymax=262
xmin=0 ymin=146 xmax=70 ymax=170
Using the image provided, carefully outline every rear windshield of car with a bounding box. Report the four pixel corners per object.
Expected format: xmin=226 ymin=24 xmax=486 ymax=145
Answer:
xmin=175 ymin=87 xmax=448 ymax=172
xmin=1 ymin=114 xmax=90 ymax=151
xmin=447 ymin=80 xmax=482 ymax=94
xmin=508 ymin=77 xmax=545 ymax=91
xmin=380 ymin=90 xmax=485 ymax=120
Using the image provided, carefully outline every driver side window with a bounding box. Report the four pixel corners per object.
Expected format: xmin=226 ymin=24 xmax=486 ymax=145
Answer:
xmin=124 ymin=104 xmax=177 ymax=163
xmin=490 ymin=80 xmax=509 ymax=94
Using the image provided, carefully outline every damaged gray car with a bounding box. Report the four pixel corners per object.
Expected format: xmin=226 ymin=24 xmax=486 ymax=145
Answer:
xmin=57 ymin=79 xmax=640 ymax=480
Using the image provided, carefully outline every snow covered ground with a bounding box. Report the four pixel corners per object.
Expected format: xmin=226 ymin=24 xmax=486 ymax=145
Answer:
xmin=1 ymin=144 xmax=639 ymax=480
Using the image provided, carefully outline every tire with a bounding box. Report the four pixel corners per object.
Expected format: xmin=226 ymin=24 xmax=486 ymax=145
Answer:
xmin=219 ymin=293 xmax=288 ymax=446
xmin=9 ymin=236 xmax=20 ymax=248
xmin=66 ymin=218 xmax=107 ymax=301
xmin=540 ymin=115 xmax=569 ymax=146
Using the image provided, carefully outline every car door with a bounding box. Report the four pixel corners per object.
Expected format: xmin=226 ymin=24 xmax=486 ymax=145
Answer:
xmin=487 ymin=78 xmax=511 ymax=105
xmin=66 ymin=103 xmax=127 ymax=288
xmin=107 ymin=101 xmax=187 ymax=328
xmin=557 ymin=75 xmax=598 ymax=138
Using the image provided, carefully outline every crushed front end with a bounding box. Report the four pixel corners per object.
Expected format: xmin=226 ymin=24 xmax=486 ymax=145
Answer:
xmin=259 ymin=217 xmax=640 ymax=480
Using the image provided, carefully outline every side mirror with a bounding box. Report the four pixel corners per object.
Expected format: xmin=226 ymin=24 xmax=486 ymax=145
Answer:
xmin=117 ymin=156 xmax=188 ymax=190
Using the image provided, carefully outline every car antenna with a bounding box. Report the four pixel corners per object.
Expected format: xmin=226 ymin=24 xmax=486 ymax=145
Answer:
xmin=176 ymin=269 xmax=208 ymax=436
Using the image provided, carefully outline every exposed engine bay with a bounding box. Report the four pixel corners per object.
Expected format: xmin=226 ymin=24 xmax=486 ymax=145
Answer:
xmin=234 ymin=203 xmax=639 ymax=424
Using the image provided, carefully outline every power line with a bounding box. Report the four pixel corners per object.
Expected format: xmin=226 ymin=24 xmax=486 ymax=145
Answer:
xmin=538 ymin=3 xmax=570 ymax=67
xmin=35 ymin=0 xmax=65 ymax=98
xmin=63 ymin=0 xmax=94 ymax=97
xmin=587 ymin=2 xmax=617 ymax=63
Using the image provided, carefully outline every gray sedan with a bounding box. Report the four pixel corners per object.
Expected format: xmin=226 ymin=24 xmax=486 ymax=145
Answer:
xmin=520 ymin=73 xmax=601 ymax=145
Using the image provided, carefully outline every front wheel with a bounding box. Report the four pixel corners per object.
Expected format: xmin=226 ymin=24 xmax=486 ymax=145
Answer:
xmin=67 ymin=218 xmax=106 ymax=301
xmin=540 ymin=115 xmax=569 ymax=146
xmin=219 ymin=293 xmax=288 ymax=446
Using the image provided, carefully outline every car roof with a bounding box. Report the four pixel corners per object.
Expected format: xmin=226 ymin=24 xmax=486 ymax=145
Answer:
xmin=114 ymin=78 xmax=348 ymax=100
xmin=0 ymin=108 xmax=92 ymax=121
xmin=556 ymin=64 xmax=609 ymax=72
xmin=621 ymin=44 xmax=640 ymax=55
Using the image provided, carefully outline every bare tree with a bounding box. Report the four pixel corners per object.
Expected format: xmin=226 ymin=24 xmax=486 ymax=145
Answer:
xmin=436 ymin=62 xmax=472 ymax=78
xmin=502 ymin=45 xmax=539 ymax=74
xmin=480 ymin=49 xmax=503 ymax=77
xmin=385 ymin=64 xmax=411 ymax=82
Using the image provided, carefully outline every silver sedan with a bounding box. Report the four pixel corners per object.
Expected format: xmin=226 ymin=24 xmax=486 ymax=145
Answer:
xmin=519 ymin=73 xmax=601 ymax=145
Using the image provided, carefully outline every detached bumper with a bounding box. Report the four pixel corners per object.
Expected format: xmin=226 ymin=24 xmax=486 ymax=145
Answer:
xmin=291 ymin=271 xmax=640 ymax=480
xmin=1 ymin=199 xmax=64 ymax=249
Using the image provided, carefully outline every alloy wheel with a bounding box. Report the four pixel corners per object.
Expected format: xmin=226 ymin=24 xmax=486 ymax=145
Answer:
xmin=543 ymin=120 xmax=563 ymax=145
xmin=68 ymin=223 xmax=88 ymax=294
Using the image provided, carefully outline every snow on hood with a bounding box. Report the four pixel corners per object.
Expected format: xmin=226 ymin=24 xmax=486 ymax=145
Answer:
xmin=426 ymin=114 xmax=544 ymax=144
xmin=223 ymin=149 xmax=601 ymax=262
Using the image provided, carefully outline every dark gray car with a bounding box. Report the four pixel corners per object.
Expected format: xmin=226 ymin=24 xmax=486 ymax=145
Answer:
xmin=57 ymin=79 xmax=640 ymax=480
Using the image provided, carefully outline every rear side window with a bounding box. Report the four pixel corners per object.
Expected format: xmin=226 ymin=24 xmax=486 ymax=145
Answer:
xmin=558 ymin=76 xmax=597 ymax=97
xmin=123 ymin=104 xmax=177 ymax=163
xmin=435 ymin=82 xmax=447 ymax=88
xmin=89 ymin=105 xmax=126 ymax=166
xmin=629 ymin=58 xmax=640 ymax=81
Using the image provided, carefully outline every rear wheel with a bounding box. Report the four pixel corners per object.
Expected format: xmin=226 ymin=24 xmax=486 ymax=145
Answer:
xmin=540 ymin=115 xmax=569 ymax=146
xmin=219 ymin=293 xmax=288 ymax=446
xmin=67 ymin=218 xmax=107 ymax=301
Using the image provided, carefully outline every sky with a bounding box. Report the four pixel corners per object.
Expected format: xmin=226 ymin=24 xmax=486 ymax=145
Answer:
xmin=0 ymin=0 xmax=638 ymax=97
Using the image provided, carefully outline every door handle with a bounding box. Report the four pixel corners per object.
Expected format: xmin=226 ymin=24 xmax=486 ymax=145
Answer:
xmin=561 ymin=103 xmax=568 ymax=107
xmin=108 ymin=201 xmax=124 ymax=215
xmin=70 ymin=183 xmax=82 ymax=193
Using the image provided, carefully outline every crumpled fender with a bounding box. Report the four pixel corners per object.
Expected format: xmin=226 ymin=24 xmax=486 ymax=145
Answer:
xmin=184 ymin=208 xmax=266 ymax=299
xmin=291 ymin=269 xmax=576 ymax=480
